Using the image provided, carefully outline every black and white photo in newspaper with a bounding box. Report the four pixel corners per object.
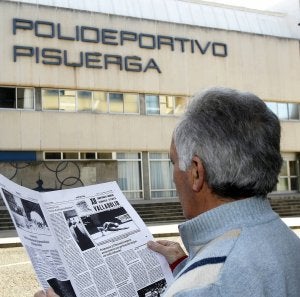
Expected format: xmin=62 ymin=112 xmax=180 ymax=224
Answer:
xmin=0 ymin=174 xmax=72 ymax=294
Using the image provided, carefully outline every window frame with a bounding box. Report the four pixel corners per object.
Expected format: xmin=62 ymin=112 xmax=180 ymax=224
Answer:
xmin=145 ymin=94 xmax=187 ymax=116
xmin=108 ymin=92 xmax=140 ymax=115
xmin=266 ymin=101 xmax=300 ymax=121
xmin=148 ymin=152 xmax=177 ymax=199
xmin=275 ymin=158 xmax=299 ymax=193
xmin=116 ymin=152 xmax=144 ymax=199
xmin=0 ymin=86 xmax=35 ymax=110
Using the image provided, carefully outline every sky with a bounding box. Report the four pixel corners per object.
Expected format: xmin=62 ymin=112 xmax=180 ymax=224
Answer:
xmin=202 ymin=0 xmax=299 ymax=14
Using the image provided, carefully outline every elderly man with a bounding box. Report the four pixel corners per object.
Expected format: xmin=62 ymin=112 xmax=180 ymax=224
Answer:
xmin=147 ymin=87 xmax=300 ymax=296
xmin=34 ymin=88 xmax=300 ymax=297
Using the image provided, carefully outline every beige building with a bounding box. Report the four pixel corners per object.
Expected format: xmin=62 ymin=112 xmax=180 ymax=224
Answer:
xmin=0 ymin=0 xmax=299 ymax=205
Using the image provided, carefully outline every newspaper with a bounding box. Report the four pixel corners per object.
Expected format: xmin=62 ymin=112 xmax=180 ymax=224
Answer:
xmin=0 ymin=174 xmax=174 ymax=297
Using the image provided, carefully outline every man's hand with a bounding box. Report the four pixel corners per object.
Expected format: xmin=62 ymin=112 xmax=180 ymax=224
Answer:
xmin=147 ymin=240 xmax=187 ymax=264
xmin=34 ymin=288 xmax=60 ymax=297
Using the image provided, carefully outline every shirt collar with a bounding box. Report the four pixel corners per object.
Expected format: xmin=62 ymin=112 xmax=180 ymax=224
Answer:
xmin=178 ymin=196 xmax=278 ymax=253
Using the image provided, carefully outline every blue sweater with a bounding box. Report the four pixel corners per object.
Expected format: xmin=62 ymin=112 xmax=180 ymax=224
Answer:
xmin=164 ymin=197 xmax=300 ymax=297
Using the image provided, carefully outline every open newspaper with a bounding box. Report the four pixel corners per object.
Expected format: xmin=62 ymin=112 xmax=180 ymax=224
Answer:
xmin=0 ymin=174 xmax=174 ymax=297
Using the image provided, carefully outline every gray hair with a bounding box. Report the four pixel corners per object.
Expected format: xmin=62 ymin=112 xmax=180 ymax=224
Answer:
xmin=173 ymin=87 xmax=282 ymax=198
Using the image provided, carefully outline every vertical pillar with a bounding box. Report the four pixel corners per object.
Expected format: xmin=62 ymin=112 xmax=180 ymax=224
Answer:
xmin=142 ymin=151 xmax=151 ymax=200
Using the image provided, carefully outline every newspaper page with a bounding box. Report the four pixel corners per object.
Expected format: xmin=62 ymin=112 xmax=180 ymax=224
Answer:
xmin=0 ymin=174 xmax=174 ymax=297
xmin=0 ymin=175 xmax=70 ymax=292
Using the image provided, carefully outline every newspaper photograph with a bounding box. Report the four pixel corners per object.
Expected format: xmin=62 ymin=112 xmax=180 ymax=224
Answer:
xmin=0 ymin=174 xmax=174 ymax=297
xmin=0 ymin=177 xmax=69 ymax=291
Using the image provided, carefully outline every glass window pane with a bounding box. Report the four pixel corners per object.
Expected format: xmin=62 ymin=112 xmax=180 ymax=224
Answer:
xmin=93 ymin=91 xmax=107 ymax=113
xmin=151 ymin=190 xmax=177 ymax=198
xmin=266 ymin=102 xmax=277 ymax=115
xmin=290 ymin=177 xmax=298 ymax=191
xmin=63 ymin=152 xmax=78 ymax=159
xmin=174 ymin=96 xmax=187 ymax=115
xmin=289 ymin=161 xmax=297 ymax=176
xmin=59 ymin=90 xmax=76 ymax=112
xmin=116 ymin=152 xmax=142 ymax=199
xmin=160 ymin=95 xmax=174 ymax=115
xmin=276 ymin=178 xmax=288 ymax=191
xmin=42 ymin=89 xmax=59 ymax=110
xmin=109 ymin=93 xmax=123 ymax=113
xmin=150 ymin=162 xmax=174 ymax=188
xmin=280 ymin=160 xmax=288 ymax=176
xmin=80 ymin=152 xmax=96 ymax=159
xmin=288 ymin=103 xmax=299 ymax=120
xmin=0 ymin=87 xmax=16 ymax=108
xmin=117 ymin=153 xmax=140 ymax=159
xmin=145 ymin=95 xmax=159 ymax=115
xmin=277 ymin=103 xmax=288 ymax=120
xmin=77 ymin=91 xmax=92 ymax=112
xmin=124 ymin=94 xmax=139 ymax=113
xmin=149 ymin=152 xmax=169 ymax=159
xmin=17 ymin=88 xmax=34 ymax=109
xmin=44 ymin=152 xmax=61 ymax=160
xmin=118 ymin=161 xmax=142 ymax=190
xmin=149 ymin=152 xmax=176 ymax=199
xmin=97 ymin=152 xmax=113 ymax=159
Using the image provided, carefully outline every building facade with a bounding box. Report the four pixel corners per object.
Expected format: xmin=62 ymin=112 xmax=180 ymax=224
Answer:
xmin=0 ymin=0 xmax=299 ymax=205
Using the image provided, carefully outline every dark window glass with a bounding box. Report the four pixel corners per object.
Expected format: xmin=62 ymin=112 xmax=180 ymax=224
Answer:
xmin=44 ymin=152 xmax=61 ymax=160
xmin=80 ymin=152 xmax=96 ymax=159
xmin=0 ymin=87 xmax=15 ymax=108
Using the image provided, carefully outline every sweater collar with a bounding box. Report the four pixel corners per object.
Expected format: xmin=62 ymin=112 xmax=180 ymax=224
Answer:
xmin=178 ymin=196 xmax=278 ymax=252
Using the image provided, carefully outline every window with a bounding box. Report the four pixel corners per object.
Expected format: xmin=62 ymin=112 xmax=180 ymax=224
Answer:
xmin=97 ymin=152 xmax=114 ymax=160
xmin=116 ymin=153 xmax=143 ymax=199
xmin=160 ymin=95 xmax=174 ymax=115
xmin=146 ymin=95 xmax=159 ymax=115
xmin=146 ymin=94 xmax=187 ymax=116
xmin=276 ymin=159 xmax=299 ymax=192
xmin=278 ymin=103 xmax=288 ymax=120
xmin=288 ymin=103 xmax=299 ymax=120
xmin=93 ymin=91 xmax=107 ymax=112
xmin=40 ymin=88 xmax=187 ymax=115
xmin=77 ymin=91 xmax=92 ymax=112
xmin=42 ymin=89 xmax=76 ymax=111
xmin=59 ymin=90 xmax=76 ymax=112
xmin=0 ymin=87 xmax=34 ymax=109
xmin=0 ymin=87 xmax=15 ymax=108
xmin=174 ymin=96 xmax=187 ymax=115
xmin=42 ymin=89 xmax=59 ymax=110
xmin=124 ymin=94 xmax=139 ymax=113
xmin=63 ymin=152 xmax=79 ymax=159
xmin=17 ymin=88 xmax=34 ymax=109
xmin=266 ymin=102 xmax=300 ymax=120
xmin=80 ymin=152 xmax=96 ymax=160
xmin=109 ymin=93 xmax=123 ymax=113
xmin=149 ymin=152 xmax=176 ymax=198
xmin=109 ymin=93 xmax=139 ymax=114
xmin=44 ymin=152 xmax=62 ymax=160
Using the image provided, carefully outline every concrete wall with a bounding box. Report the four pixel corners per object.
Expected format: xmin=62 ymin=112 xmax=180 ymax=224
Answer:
xmin=0 ymin=111 xmax=177 ymax=151
xmin=0 ymin=2 xmax=299 ymax=100
xmin=0 ymin=160 xmax=118 ymax=190
xmin=1 ymin=111 xmax=300 ymax=152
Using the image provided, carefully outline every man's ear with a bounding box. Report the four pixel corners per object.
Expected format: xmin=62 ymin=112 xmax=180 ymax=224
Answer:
xmin=191 ymin=156 xmax=205 ymax=192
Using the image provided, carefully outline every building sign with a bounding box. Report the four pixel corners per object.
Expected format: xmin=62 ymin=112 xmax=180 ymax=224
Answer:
xmin=12 ymin=18 xmax=228 ymax=73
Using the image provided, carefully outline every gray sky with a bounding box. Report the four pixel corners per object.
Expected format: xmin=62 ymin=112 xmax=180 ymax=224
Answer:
xmin=197 ymin=0 xmax=299 ymax=14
